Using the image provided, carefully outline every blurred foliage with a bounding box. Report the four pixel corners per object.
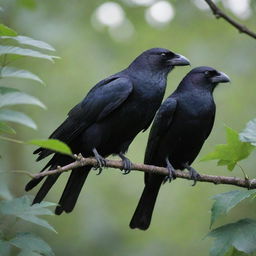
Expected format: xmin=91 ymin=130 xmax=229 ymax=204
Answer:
xmin=0 ymin=196 xmax=56 ymax=256
xmin=208 ymin=219 xmax=256 ymax=256
xmin=240 ymin=118 xmax=256 ymax=146
xmin=0 ymin=0 xmax=256 ymax=255
xmin=0 ymin=25 xmax=57 ymax=133
xmin=0 ymin=21 xmax=60 ymax=256
xmin=210 ymin=190 xmax=256 ymax=228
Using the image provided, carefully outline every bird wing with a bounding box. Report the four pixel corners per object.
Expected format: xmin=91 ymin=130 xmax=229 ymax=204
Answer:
xmin=144 ymin=97 xmax=177 ymax=165
xmin=204 ymin=108 xmax=216 ymax=140
xmin=35 ymin=75 xmax=133 ymax=160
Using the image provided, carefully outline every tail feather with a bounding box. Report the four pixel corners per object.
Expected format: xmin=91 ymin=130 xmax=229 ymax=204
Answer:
xmin=55 ymin=166 xmax=91 ymax=215
xmin=129 ymin=176 xmax=163 ymax=230
xmin=25 ymin=155 xmax=73 ymax=203
xmin=25 ymin=160 xmax=53 ymax=192
xmin=25 ymin=176 xmax=45 ymax=192
xmin=32 ymin=173 xmax=61 ymax=204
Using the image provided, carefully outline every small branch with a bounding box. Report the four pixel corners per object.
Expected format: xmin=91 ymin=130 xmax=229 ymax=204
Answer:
xmin=204 ymin=0 xmax=256 ymax=40
xmin=31 ymin=156 xmax=256 ymax=189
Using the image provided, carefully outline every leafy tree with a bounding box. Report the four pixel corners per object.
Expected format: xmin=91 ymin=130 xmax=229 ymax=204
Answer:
xmin=0 ymin=22 xmax=60 ymax=256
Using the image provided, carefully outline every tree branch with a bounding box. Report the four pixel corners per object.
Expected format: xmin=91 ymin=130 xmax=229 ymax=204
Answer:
xmin=204 ymin=0 xmax=256 ymax=39
xmin=30 ymin=156 xmax=256 ymax=189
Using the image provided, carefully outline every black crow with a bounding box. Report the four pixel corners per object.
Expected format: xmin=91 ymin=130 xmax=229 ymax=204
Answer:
xmin=130 ymin=66 xmax=230 ymax=230
xmin=25 ymin=48 xmax=190 ymax=215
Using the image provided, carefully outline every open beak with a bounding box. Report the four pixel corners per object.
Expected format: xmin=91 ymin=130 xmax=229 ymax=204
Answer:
xmin=211 ymin=72 xmax=230 ymax=84
xmin=168 ymin=54 xmax=190 ymax=66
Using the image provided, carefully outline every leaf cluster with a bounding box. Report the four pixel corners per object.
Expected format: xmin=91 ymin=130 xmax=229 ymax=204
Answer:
xmin=0 ymin=195 xmax=56 ymax=256
xmin=202 ymin=122 xmax=256 ymax=256
xmin=0 ymin=22 xmax=59 ymax=256
xmin=0 ymin=24 xmax=58 ymax=136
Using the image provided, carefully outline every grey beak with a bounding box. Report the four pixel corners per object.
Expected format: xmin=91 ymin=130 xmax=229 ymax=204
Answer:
xmin=168 ymin=54 xmax=190 ymax=66
xmin=211 ymin=72 xmax=230 ymax=84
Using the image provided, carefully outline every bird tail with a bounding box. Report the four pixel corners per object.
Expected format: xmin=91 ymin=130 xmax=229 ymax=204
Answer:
xmin=129 ymin=176 xmax=163 ymax=230
xmin=31 ymin=172 xmax=62 ymax=205
xmin=55 ymin=166 xmax=91 ymax=215
xmin=25 ymin=154 xmax=71 ymax=191
xmin=25 ymin=153 xmax=92 ymax=214
xmin=25 ymin=154 xmax=75 ymax=204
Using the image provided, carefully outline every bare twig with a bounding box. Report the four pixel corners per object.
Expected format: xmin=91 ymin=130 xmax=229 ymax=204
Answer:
xmin=204 ymin=0 xmax=256 ymax=39
xmin=30 ymin=156 xmax=256 ymax=189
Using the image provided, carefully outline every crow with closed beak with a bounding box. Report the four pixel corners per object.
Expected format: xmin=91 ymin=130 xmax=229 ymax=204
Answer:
xmin=130 ymin=66 xmax=230 ymax=230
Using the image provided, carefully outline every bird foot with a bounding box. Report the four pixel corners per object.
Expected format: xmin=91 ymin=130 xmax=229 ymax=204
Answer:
xmin=119 ymin=153 xmax=132 ymax=174
xmin=92 ymin=148 xmax=106 ymax=175
xmin=163 ymin=158 xmax=176 ymax=184
xmin=184 ymin=163 xmax=200 ymax=186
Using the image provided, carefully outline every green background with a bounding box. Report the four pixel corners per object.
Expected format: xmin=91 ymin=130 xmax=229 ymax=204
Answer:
xmin=1 ymin=0 xmax=256 ymax=255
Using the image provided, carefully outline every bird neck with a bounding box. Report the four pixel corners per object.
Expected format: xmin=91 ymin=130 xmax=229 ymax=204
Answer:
xmin=176 ymin=80 xmax=215 ymax=94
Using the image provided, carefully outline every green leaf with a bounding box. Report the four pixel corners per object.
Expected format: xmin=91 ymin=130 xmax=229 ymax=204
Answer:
xmin=0 ymin=109 xmax=37 ymax=129
xmin=0 ymin=196 xmax=56 ymax=232
xmin=0 ymin=121 xmax=16 ymax=134
xmin=0 ymin=46 xmax=59 ymax=62
xmin=208 ymin=219 xmax=256 ymax=256
xmin=211 ymin=190 xmax=256 ymax=227
xmin=10 ymin=232 xmax=54 ymax=256
xmin=0 ymin=239 xmax=11 ymax=256
xmin=0 ymin=66 xmax=44 ymax=84
xmin=0 ymin=24 xmax=17 ymax=36
xmin=0 ymin=36 xmax=55 ymax=51
xmin=201 ymin=126 xmax=255 ymax=171
xmin=240 ymin=118 xmax=256 ymax=146
xmin=0 ymin=92 xmax=46 ymax=109
xmin=27 ymin=139 xmax=73 ymax=155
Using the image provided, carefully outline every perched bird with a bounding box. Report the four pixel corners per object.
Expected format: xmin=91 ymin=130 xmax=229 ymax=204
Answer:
xmin=25 ymin=48 xmax=190 ymax=215
xmin=130 ymin=66 xmax=230 ymax=230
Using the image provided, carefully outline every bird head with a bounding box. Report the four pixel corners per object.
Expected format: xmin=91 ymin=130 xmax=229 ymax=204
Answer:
xmin=184 ymin=66 xmax=230 ymax=92
xmin=129 ymin=48 xmax=190 ymax=75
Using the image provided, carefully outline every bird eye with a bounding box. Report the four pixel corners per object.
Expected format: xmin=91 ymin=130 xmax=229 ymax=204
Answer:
xmin=204 ymin=70 xmax=218 ymax=77
xmin=204 ymin=71 xmax=211 ymax=77
xmin=161 ymin=53 xmax=166 ymax=57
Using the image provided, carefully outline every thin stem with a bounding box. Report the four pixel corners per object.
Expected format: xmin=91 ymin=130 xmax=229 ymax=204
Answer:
xmin=237 ymin=163 xmax=249 ymax=180
xmin=204 ymin=0 xmax=256 ymax=40
xmin=0 ymin=135 xmax=24 ymax=144
xmin=9 ymin=170 xmax=34 ymax=178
